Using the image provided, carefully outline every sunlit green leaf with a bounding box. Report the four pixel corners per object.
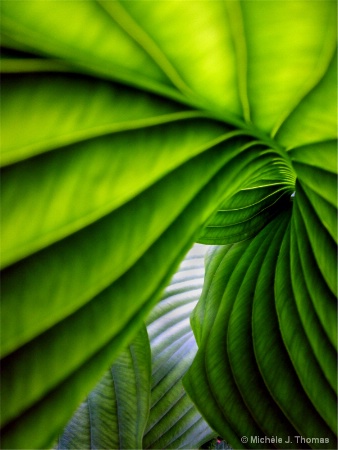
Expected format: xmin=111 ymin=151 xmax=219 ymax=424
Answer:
xmin=1 ymin=0 xmax=336 ymax=449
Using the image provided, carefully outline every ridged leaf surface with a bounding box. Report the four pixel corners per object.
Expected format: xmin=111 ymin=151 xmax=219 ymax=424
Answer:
xmin=1 ymin=1 xmax=336 ymax=449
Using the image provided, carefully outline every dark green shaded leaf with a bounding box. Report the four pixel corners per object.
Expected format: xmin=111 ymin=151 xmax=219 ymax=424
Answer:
xmin=252 ymin=218 xmax=335 ymax=447
xmin=227 ymin=217 xmax=303 ymax=448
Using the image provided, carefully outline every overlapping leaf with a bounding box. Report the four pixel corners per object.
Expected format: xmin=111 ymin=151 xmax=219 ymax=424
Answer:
xmin=1 ymin=1 xmax=337 ymax=449
xmin=2 ymin=116 xmax=272 ymax=448
xmin=55 ymin=325 xmax=151 ymax=450
xmin=144 ymin=244 xmax=215 ymax=449
xmin=55 ymin=244 xmax=215 ymax=449
xmin=185 ymin=203 xmax=337 ymax=449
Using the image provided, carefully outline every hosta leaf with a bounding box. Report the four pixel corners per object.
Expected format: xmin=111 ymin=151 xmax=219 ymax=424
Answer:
xmin=251 ymin=219 xmax=336 ymax=446
xmin=2 ymin=117 xmax=278 ymax=448
xmin=2 ymin=313 xmax=148 ymax=450
xmin=0 ymin=0 xmax=179 ymax=99
xmin=0 ymin=73 xmax=194 ymax=167
xmin=198 ymin=182 xmax=292 ymax=244
xmin=186 ymin=206 xmax=337 ymax=449
xmin=276 ymin=52 xmax=337 ymax=148
xmin=1 ymin=74 xmax=232 ymax=269
xmin=226 ymin=217 xmax=303 ymax=447
xmin=291 ymin=202 xmax=337 ymax=358
xmin=56 ymin=244 xmax=214 ymax=450
xmin=144 ymin=244 xmax=215 ymax=449
xmin=299 ymin=183 xmax=337 ymax=242
xmin=1 ymin=1 xmax=337 ymax=449
xmin=1 ymin=130 xmax=261 ymax=358
xmin=0 ymin=46 xmax=71 ymax=74
xmin=98 ymin=0 xmax=242 ymax=118
xmin=190 ymin=245 xmax=232 ymax=348
xmin=277 ymin=228 xmax=337 ymax=430
xmin=241 ymin=0 xmax=336 ymax=134
xmin=295 ymin=183 xmax=336 ymax=296
xmin=185 ymin=211 xmax=296 ymax=449
xmin=185 ymin=241 xmax=253 ymax=450
xmin=56 ymin=325 xmax=151 ymax=450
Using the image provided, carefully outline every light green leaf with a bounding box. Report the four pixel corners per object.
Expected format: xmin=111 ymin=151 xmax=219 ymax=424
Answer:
xmin=1 ymin=1 xmax=336 ymax=449
xmin=0 ymin=73 xmax=195 ymax=167
xmin=1 ymin=74 xmax=232 ymax=269
xmin=276 ymin=52 xmax=337 ymax=148
xmin=98 ymin=0 xmax=242 ymax=117
xmin=1 ymin=130 xmax=260 ymax=359
xmin=2 ymin=118 xmax=276 ymax=448
xmin=55 ymin=244 xmax=215 ymax=450
xmin=241 ymin=0 xmax=336 ymax=134
xmin=0 ymin=0 xmax=179 ymax=99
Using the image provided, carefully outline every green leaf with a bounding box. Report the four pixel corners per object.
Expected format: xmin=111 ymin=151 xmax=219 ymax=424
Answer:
xmin=185 ymin=211 xmax=297 ymax=449
xmin=276 ymin=52 xmax=337 ymax=148
xmin=295 ymin=183 xmax=337 ymax=296
xmin=3 ymin=110 xmax=275 ymax=447
xmin=185 ymin=207 xmax=337 ymax=449
xmin=251 ymin=217 xmax=335 ymax=447
xmin=144 ymin=244 xmax=216 ymax=449
xmin=1 ymin=1 xmax=336 ymax=449
xmin=56 ymin=325 xmax=151 ymax=450
xmin=241 ymin=0 xmax=336 ymax=135
xmin=198 ymin=183 xmax=292 ymax=244
xmin=0 ymin=73 xmax=195 ymax=167
xmin=56 ymin=244 xmax=215 ymax=450
xmin=277 ymin=227 xmax=337 ymax=432
xmin=0 ymin=0 xmax=179 ymax=100
xmin=98 ymin=0 xmax=243 ymax=117
xmin=1 ymin=73 xmax=232 ymax=269
xmin=291 ymin=201 xmax=337 ymax=358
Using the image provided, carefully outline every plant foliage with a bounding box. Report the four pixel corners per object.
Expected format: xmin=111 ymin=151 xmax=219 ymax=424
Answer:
xmin=0 ymin=1 xmax=337 ymax=449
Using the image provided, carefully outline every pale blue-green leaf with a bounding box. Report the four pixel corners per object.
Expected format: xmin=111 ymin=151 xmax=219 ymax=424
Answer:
xmin=144 ymin=244 xmax=216 ymax=449
xmin=56 ymin=325 xmax=151 ymax=450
